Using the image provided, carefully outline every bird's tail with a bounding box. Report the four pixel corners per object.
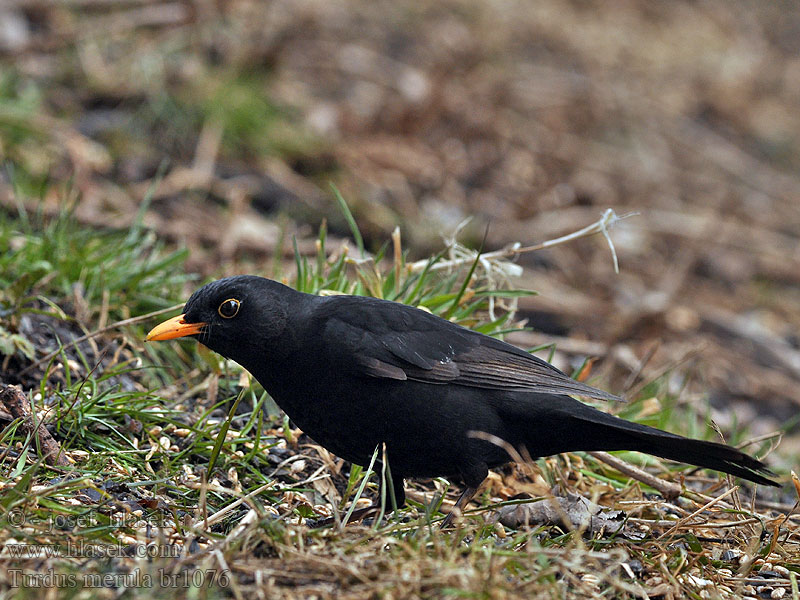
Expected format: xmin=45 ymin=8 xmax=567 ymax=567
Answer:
xmin=521 ymin=398 xmax=778 ymax=487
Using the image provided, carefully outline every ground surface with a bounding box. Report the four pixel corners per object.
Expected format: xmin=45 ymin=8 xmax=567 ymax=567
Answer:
xmin=1 ymin=1 xmax=799 ymax=598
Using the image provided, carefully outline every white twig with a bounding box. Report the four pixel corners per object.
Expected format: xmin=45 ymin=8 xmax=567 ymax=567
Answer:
xmin=340 ymin=209 xmax=634 ymax=323
xmin=407 ymin=209 xmax=636 ymax=274
xmin=403 ymin=209 xmax=635 ymax=321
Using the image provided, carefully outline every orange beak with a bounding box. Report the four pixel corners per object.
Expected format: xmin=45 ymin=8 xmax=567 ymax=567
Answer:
xmin=146 ymin=314 xmax=206 ymax=341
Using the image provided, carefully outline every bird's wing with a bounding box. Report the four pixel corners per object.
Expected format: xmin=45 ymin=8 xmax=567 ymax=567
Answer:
xmin=321 ymin=297 xmax=619 ymax=402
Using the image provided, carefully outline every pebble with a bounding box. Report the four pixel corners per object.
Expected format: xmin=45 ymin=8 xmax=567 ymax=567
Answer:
xmin=627 ymin=560 xmax=644 ymax=575
xmin=580 ymin=574 xmax=599 ymax=587
xmin=289 ymin=459 xmax=306 ymax=474
xmin=759 ymin=571 xmax=782 ymax=579
xmin=772 ymin=565 xmax=790 ymax=578
xmin=766 ymin=553 xmax=783 ymax=563
xmin=313 ymin=505 xmax=332 ymax=518
xmin=721 ymin=549 xmax=741 ymax=562
xmin=685 ymin=575 xmax=712 ymax=587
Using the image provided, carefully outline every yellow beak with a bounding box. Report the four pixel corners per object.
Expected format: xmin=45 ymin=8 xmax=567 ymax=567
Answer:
xmin=146 ymin=314 xmax=206 ymax=341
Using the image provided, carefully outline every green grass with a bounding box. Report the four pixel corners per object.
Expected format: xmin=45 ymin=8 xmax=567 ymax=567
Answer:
xmin=0 ymin=201 xmax=187 ymax=314
xmin=0 ymin=73 xmax=48 ymax=192
xmin=0 ymin=195 xmax=790 ymax=599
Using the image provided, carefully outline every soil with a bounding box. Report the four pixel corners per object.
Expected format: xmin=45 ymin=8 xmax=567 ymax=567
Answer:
xmin=1 ymin=0 xmax=798 ymax=458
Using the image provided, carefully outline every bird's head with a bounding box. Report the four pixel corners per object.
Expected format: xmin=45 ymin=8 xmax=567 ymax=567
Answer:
xmin=146 ymin=275 xmax=292 ymax=365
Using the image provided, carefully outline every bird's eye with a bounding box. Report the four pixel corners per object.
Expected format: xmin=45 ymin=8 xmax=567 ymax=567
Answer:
xmin=218 ymin=298 xmax=240 ymax=319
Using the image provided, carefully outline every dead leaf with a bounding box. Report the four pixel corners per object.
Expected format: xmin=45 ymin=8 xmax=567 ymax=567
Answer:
xmin=496 ymin=492 xmax=625 ymax=534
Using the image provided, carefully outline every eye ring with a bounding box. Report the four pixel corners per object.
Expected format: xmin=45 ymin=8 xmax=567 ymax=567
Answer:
xmin=218 ymin=298 xmax=240 ymax=319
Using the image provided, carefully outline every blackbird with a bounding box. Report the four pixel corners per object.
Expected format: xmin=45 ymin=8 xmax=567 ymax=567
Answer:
xmin=147 ymin=275 xmax=778 ymax=521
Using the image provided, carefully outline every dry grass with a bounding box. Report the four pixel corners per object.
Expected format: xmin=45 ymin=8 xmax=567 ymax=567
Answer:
xmin=0 ymin=208 xmax=796 ymax=598
xmin=1 ymin=0 xmax=799 ymax=597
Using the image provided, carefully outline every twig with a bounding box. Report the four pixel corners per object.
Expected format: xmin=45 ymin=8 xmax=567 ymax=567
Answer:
xmin=588 ymin=451 xmax=682 ymax=499
xmin=657 ymin=486 xmax=739 ymax=539
xmin=0 ymin=383 xmax=69 ymax=467
xmin=621 ymin=341 xmax=659 ymax=394
xmin=628 ymin=516 xmax=763 ymax=529
xmin=407 ymin=209 xmax=636 ymax=274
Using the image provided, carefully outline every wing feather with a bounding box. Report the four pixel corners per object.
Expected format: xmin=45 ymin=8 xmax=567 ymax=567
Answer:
xmin=320 ymin=296 xmax=619 ymax=402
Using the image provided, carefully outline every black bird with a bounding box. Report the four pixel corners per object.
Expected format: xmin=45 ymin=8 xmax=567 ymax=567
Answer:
xmin=147 ymin=276 xmax=778 ymax=521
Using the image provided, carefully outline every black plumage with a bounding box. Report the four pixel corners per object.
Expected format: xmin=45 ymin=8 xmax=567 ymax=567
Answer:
xmin=147 ymin=275 xmax=778 ymax=518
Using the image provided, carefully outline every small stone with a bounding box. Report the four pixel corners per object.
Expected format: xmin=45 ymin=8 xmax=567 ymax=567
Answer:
xmin=627 ymin=560 xmax=644 ymax=575
xmin=717 ymin=585 xmax=733 ymax=595
xmin=289 ymin=460 xmax=306 ymax=474
xmin=685 ymin=575 xmax=712 ymax=587
xmin=721 ymin=549 xmax=741 ymax=562
xmin=773 ymin=565 xmax=790 ymax=578
xmin=581 ymin=574 xmax=600 ymax=587
xmin=313 ymin=505 xmax=332 ymax=518
xmin=759 ymin=571 xmax=782 ymax=579
xmin=717 ymin=568 xmax=733 ymax=577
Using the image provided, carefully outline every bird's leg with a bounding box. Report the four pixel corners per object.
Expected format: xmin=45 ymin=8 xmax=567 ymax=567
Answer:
xmin=386 ymin=472 xmax=406 ymax=512
xmin=440 ymin=485 xmax=479 ymax=528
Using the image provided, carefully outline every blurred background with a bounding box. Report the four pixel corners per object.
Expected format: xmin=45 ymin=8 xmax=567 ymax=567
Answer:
xmin=2 ymin=1 xmax=799 ymax=460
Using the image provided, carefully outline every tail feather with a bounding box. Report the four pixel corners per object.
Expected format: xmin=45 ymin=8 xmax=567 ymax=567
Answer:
xmin=570 ymin=407 xmax=778 ymax=487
